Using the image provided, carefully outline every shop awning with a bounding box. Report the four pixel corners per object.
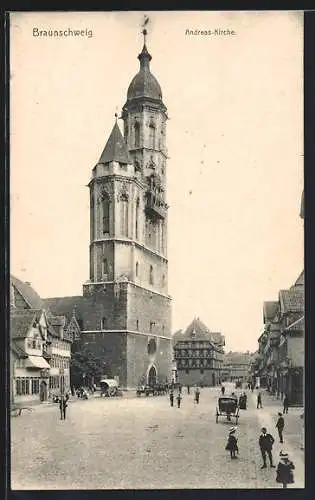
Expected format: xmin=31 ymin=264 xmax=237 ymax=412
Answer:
xmin=26 ymin=355 xmax=50 ymax=369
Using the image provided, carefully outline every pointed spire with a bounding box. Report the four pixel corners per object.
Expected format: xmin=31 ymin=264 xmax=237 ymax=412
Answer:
xmin=98 ymin=120 xmax=131 ymax=165
xmin=138 ymin=28 xmax=152 ymax=69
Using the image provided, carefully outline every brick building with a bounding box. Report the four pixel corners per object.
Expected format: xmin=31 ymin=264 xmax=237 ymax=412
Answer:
xmin=173 ymin=318 xmax=225 ymax=387
xmin=44 ymin=30 xmax=173 ymax=389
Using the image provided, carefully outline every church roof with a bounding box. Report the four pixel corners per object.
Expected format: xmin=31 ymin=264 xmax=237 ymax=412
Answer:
xmin=127 ymin=42 xmax=162 ymax=102
xmin=98 ymin=121 xmax=131 ymax=165
xmin=43 ymin=296 xmax=84 ymax=323
xmin=11 ymin=275 xmax=44 ymax=310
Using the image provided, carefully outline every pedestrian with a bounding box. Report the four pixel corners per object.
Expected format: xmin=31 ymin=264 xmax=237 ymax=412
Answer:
xmin=257 ymin=391 xmax=263 ymax=409
xmin=194 ymin=386 xmax=200 ymax=404
xmin=259 ymin=427 xmax=276 ymax=469
xmin=276 ymin=412 xmax=285 ymax=443
xmin=59 ymin=397 xmax=68 ymax=420
xmin=300 ymin=413 xmax=304 ymax=450
xmin=276 ymin=451 xmax=295 ymax=488
xmin=176 ymin=393 xmax=182 ymax=408
xmin=221 ymin=385 xmax=225 ymax=396
xmin=283 ymin=394 xmax=289 ymax=414
xmin=251 ymin=384 xmax=254 ymax=393
xmin=225 ymin=427 xmax=239 ymax=459
xmin=178 ymin=384 xmax=182 ymax=395
xmin=169 ymin=390 xmax=174 ymax=407
xmin=187 ymin=385 xmax=190 ymax=395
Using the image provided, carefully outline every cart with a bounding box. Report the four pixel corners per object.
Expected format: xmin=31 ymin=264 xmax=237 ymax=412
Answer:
xmin=216 ymin=396 xmax=240 ymax=424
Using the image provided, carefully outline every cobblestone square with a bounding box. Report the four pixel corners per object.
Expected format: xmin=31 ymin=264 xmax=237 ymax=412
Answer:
xmin=11 ymin=387 xmax=304 ymax=489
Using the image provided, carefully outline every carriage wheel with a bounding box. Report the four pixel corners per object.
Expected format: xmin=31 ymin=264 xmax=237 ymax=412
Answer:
xmin=216 ymin=411 xmax=218 ymax=423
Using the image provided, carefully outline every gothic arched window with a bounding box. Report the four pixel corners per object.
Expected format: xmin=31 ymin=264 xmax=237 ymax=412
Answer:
xmin=102 ymin=258 xmax=108 ymax=277
xmin=102 ymin=193 xmax=110 ymax=235
xmin=149 ymin=122 xmax=156 ymax=149
xmin=90 ymin=195 xmax=95 ymax=240
xmin=149 ymin=265 xmax=154 ymax=285
xmin=135 ymin=198 xmax=140 ymax=239
xmin=134 ymin=122 xmax=140 ymax=148
xmin=120 ymin=193 xmax=129 ymax=237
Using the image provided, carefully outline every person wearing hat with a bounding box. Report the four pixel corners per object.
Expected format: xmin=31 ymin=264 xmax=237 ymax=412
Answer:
xmin=275 ymin=413 xmax=285 ymax=444
xmin=259 ymin=427 xmax=275 ymax=468
xmin=276 ymin=451 xmax=295 ymax=488
xmin=225 ymin=427 xmax=239 ymax=459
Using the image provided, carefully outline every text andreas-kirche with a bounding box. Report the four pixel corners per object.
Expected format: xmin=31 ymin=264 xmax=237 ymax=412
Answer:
xmin=185 ymin=29 xmax=236 ymax=36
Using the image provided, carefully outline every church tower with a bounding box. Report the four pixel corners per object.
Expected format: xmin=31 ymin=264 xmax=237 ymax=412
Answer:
xmin=81 ymin=29 xmax=172 ymax=388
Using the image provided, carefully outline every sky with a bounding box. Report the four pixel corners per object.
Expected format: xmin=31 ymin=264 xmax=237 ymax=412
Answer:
xmin=10 ymin=11 xmax=304 ymax=352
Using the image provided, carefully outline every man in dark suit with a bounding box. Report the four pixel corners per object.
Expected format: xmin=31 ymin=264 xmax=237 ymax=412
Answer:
xmin=259 ymin=427 xmax=276 ymax=468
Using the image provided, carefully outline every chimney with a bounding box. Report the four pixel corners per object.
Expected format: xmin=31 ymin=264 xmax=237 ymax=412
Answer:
xmin=25 ymin=281 xmax=31 ymax=286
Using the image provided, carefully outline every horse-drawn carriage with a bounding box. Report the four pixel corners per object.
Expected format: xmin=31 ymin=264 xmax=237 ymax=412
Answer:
xmin=100 ymin=379 xmax=123 ymax=397
xmin=216 ymin=396 xmax=240 ymax=424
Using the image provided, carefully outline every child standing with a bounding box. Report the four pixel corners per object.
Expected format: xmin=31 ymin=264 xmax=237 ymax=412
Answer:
xmin=176 ymin=392 xmax=182 ymax=408
xmin=225 ymin=427 xmax=239 ymax=459
xmin=276 ymin=451 xmax=295 ymax=488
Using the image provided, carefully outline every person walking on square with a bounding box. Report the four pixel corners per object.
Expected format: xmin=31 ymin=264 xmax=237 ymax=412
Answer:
xmin=187 ymin=385 xmax=190 ymax=395
xmin=283 ymin=394 xmax=289 ymax=414
xmin=194 ymin=386 xmax=200 ymax=404
xmin=221 ymin=385 xmax=225 ymax=396
xmin=59 ymin=397 xmax=68 ymax=420
xmin=176 ymin=392 xmax=182 ymax=408
xmin=225 ymin=427 xmax=239 ymax=459
xmin=276 ymin=413 xmax=285 ymax=444
xmin=169 ymin=390 xmax=174 ymax=407
xmin=257 ymin=391 xmax=263 ymax=409
xmin=259 ymin=427 xmax=276 ymax=468
xmin=276 ymin=451 xmax=295 ymax=488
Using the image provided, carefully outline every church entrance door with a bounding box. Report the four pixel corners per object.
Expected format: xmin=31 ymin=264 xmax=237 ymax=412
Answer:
xmin=148 ymin=366 xmax=157 ymax=387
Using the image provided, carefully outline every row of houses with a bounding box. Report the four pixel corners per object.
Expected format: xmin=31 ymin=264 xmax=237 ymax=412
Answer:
xmin=250 ymin=271 xmax=304 ymax=405
xmin=221 ymin=351 xmax=255 ymax=383
xmin=10 ymin=275 xmax=81 ymax=405
xmin=250 ymin=192 xmax=304 ymax=406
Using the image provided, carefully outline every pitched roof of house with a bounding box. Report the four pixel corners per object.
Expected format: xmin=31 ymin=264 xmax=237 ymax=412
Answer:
xmin=174 ymin=317 xmax=224 ymax=346
xmin=98 ymin=121 xmax=131 ymax=165
xmin=279 ymin=287 xmax=304 ymax=314
xmin=11 ymin=341 xmax=28 ymax=358
xmin=292 ymin=270 xmax=304 ymax=287
xmin=11 ymin=275 xmax=44 ymax=309
xmin=284 ymin=315 xmax=304 ymax=332
xmin=11 ymin=309 xmax=39 ymax=339
xmin=263 ymin=301 xmax=279 ymax=322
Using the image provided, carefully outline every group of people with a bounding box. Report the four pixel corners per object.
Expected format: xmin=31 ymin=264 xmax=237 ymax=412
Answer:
xmin=169 ymin=385 xmax=200 ymax=408
xmin=256 ymin=391 xmax=289 ymax=414
xmin=225 ymin=425 xmax=295 ymax=488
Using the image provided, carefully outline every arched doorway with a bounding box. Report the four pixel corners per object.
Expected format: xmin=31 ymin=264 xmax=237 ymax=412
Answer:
xmin=147 ymin=366 xmax=157 ymax=387
xmin=40 ymin=381 xmax=47 ymax=402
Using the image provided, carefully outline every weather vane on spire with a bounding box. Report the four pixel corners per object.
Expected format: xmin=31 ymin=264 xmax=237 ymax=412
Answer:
xmin=115 ymin=106 xmax=118 ymax=121
xmin=141 ymin=15 xmax=149 ymax=43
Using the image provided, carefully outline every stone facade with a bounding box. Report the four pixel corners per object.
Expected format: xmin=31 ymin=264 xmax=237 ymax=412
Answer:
xmin=43 ymin=33 xmax=173 ymax=389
